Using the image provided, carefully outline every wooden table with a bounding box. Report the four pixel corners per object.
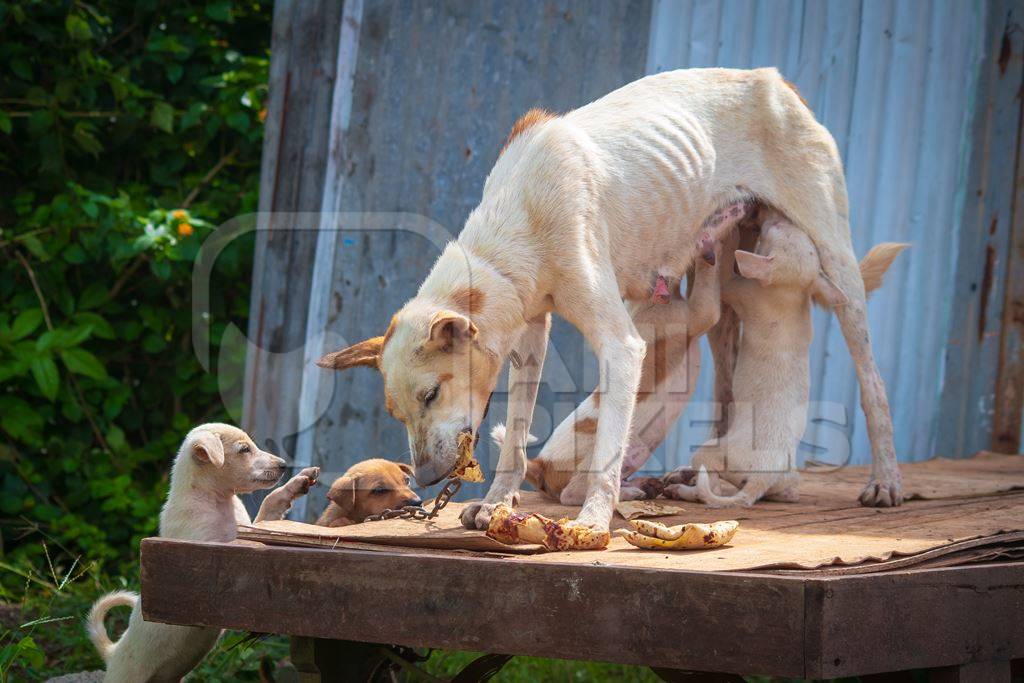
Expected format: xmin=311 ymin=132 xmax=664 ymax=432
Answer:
xmin=140 ymin=538 xmax=1024 ymax=681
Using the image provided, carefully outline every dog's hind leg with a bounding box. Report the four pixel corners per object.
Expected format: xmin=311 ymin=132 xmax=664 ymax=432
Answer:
xmin=817 ymin=237 xmax=902 ymax=506
xmin=461 ymin=313 xmax=550 ymax=530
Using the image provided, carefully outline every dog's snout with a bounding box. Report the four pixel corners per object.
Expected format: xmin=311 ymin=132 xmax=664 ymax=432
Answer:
xmin=405 ymin=496 xmax=423 ymax=507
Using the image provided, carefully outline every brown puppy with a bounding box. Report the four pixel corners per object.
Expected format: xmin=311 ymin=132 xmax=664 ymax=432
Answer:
xmin=316 ymin=459 xmax=421 ymax=526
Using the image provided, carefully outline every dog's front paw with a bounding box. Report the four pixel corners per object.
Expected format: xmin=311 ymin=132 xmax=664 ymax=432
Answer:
xmin=285 ymin=467 xmax=320 ymax=495
xmin=461 ymin=492 xmax=520 ymax=530
xmin=859 ymin=476 xmax=903 ymax=507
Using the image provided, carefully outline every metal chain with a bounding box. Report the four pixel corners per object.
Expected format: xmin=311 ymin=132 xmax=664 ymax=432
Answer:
xmin=363 ymin=478 xmax=463 ymax=522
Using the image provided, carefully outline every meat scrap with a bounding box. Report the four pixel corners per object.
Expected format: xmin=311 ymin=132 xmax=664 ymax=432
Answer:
xmin=486 ymin=504 xmax=610 ymax=551
xmin=620 ymin=518 xmax=738 ymax=550
xmin=453 ymin=431 xmax=485 ymax=482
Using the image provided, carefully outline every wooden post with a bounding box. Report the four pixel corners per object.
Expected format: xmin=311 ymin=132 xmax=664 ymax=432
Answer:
xmin=929 ymin=660 xmax=1012 ymax=682
xmin=992 ymin=27 xmax=1024 ymax=453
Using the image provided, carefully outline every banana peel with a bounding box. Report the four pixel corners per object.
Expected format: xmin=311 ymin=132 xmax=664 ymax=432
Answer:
xmin=452 ymin=432 xmax=485 ymax=482
xmin=486 ymin=504 xmax=610 ymax=551
xmin=620 ymin=518 xmax=739 ymax=550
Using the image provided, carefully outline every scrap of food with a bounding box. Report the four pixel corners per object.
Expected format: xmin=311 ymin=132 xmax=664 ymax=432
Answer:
xmin=486 ymin=504 xmax=611 ymax=551
xmin=620 ymin=518 xmax=739 ymax=550
xmin=453 ymin=431 xmax=485 ymax=482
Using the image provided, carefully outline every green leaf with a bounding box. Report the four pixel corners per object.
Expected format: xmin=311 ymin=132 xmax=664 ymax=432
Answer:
xmin=10 ymin=308 xmax=44 ymax=340
xmin=73 ymin=313 xmax=112 ymax=339
xmin=11 ymin=57 xmax=31 ymax=80
xmin=225 ymin=111 xmax=249 ymax=133
xmin=30 ymin=355 xmax=60 ymax=401
xmin=78 ymin=284 xmax=108 ymax=310
xmin=205 ymin=1 xmax=233 ymax=22
xmin=166 ymin=62 xmax=184 ymax=84
xmin=65 ymin=14 xmax=93 ymax=41
xmin=0 ymin=397 xmax=44 ymax=443
xmin=72 ymin=121 xmax=104 ymax=157
xmin=150 ymin=101 xmax=174 ymax=133
xmin=60 ymin=347 xmax=107 ymax=380
xmin=20 ymin=235 xmax=49 ymax=260
xmin=0 ymin=110 xmax=11 ymax=135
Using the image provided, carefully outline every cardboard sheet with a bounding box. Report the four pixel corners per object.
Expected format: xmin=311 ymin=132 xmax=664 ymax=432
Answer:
xmin=238 ymin=452 xmax=1024 ymax=573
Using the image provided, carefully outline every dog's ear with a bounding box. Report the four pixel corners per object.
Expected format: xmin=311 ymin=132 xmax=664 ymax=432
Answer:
xmin=812 ymin=272 xmax=848 ymax=308
xmin=398 ymin=463 xmax=414 ymax=477
xmin=734 ymin=251 xmax=775 ymax=282
xmin=190 ymin=430 xmax=225 ymax=467
xmin=317 ymin=337 xmax=384 ymax=371
xmin=326 ymin=475 xmax=358 ymax=518
xmin=426 ymin=310 xmax=477 ymax=350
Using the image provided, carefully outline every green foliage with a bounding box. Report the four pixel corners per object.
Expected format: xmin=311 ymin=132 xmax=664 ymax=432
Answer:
xmin=0 ymin=0 xmax=270 ymax=587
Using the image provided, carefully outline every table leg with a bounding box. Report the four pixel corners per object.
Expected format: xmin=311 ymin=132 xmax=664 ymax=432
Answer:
xmin=929 ymin=660 xmax=1013 ymax=682
xmin=290 ymin=636 xmax=392 ymax=682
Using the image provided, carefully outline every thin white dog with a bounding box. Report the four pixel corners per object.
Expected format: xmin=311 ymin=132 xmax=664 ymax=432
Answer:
xmin=86 ymin=423 xmax=318 ymax=682
xmin=319 ymin=68 xmax=908 ymax=538
xmin=665 ymin=213 xmax=906 ymax=506
xmin=496 ymin=225 xmax=732 ymax=503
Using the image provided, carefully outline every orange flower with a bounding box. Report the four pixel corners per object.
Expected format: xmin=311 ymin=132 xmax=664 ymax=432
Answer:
xmin=172 ymin=209 xmax=188 ymax=221
xmin=177 ymin=222 xmax=193 ymax=237
xmin=258 ymin=108 xmax=267 ymax=123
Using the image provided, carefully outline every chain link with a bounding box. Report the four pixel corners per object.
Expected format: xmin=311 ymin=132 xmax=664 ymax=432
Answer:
xmin=363 ymin=478 xmax=463 ymax=522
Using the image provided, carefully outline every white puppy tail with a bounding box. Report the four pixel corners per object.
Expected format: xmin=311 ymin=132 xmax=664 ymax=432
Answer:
xmin=695 ymin=466 xmax=773 ymax=508
xmin=489 ymin=423 xmax=538 ymax=448
xmin=859 ymin=242 xmax=910 ymax=294
xmin=87 ymin=590 xmax=137 ymax=661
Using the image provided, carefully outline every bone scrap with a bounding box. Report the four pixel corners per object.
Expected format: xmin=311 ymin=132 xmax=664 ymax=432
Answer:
xmin=453 ymin=431 xmax=485 ymax=482
xmin=620 ymin=518 xmax=739 ymax=550
xmin=486 ymin=504 xmax=611 ymax=551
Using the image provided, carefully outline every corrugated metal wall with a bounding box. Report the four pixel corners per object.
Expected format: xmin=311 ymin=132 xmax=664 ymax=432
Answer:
xmin=645 ymin=0 xmax=1015 ymax=471
xmin=245 ymin=0 xmax=1022 ymax=518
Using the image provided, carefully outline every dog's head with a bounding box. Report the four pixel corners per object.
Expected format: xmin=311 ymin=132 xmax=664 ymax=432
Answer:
xmin=325 ymin=459 xmax=421 ymax=523
xmin=733 ymin=215 xmax=847 ymax=306
xmin=179 ymin=423 xmax=287 ymax=494
xmin=317 ymin=296 xmax=500 ymax=486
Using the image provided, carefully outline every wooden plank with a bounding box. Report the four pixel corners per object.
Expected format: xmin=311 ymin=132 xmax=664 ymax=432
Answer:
xmin=140 ymin=538 xmax=807 ymax=677
xmin=937 ymin=0 xmax=1024 ymax=457
xmin=806 ymin=562 xmax=1024 ymax=679
xmin=992 ymin=12 xmax=1024 ymax=453
xmin=243 ymin=0 xmax=347 ymax=480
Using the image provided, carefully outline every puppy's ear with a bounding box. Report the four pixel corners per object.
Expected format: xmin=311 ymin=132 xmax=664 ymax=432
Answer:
xmin=317 ymin=337 xmax=384 ymax=371
xmin=812 ymin=272 xmax=848 ymax=308
xmin=398 ymin=463 xmax=414 ymax=477
xmin=190 ymin=430 xmax=225 ymax=467
xmin=426 ymin=310 xmax=477 ymax=351
xmin=734 ymin=251 xmax=775 ymax=282
xmin=326 ymin=475 xmax=358 ymax=518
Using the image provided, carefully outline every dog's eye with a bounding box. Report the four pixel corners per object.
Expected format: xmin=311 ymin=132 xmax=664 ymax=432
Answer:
xmin=371 ymin=486 xmax=390 ymax=496
xmin=422 ymin=384 xmax=440 ymax=407
xmin=238 ymin=444 xmax=251 ymax=454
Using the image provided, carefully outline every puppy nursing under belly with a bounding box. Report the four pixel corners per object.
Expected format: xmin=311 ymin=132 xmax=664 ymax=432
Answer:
xmin=666 ymin=213 xmax=907 ymax=507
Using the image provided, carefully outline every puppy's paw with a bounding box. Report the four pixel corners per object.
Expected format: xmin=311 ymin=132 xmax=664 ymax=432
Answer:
xmin=661 ymin=466 xmax=696 ymax=487
xmin=618 ymin=485 xmax=648 ymax=502
xmin=859 ymin=477 xmax=903 ymax=507
xmin=662 ymin=483 xmax=700 ymax=502
xmin=284 ymin=467 xmax=320 ymax=496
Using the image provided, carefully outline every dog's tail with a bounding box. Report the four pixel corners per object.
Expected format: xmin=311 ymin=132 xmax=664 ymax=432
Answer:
xmin=87 ymin=590 xmax=137 ymax=661
xmin=489 ymin=424 xmax=538 ymax=449
xmin=695 ymin=466 xmax=774 ymax=508
xmin=860 ymin=242 xmax=910 ymax=294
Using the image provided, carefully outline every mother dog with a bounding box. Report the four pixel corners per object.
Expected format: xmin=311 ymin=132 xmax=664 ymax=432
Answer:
xmin=318 ymin=67 xmax=902 ymax=535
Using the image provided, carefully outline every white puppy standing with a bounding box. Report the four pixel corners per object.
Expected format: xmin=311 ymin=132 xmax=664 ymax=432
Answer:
xmin=86 ymin=423 xmax=317 ymax=682
xmin=665 ymin=214 xmax=906 ymax=506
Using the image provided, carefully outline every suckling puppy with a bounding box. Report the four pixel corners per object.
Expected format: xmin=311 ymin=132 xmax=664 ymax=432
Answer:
xmin=86 ymin=423 xmax=317 ymax=682
xmin=494 ymin=222 xmax=733 ymax=503
xmin=316 ymin=459 xmax=421 ymax=526
xmin=665 ymin=213 xmax=906 ymax=507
